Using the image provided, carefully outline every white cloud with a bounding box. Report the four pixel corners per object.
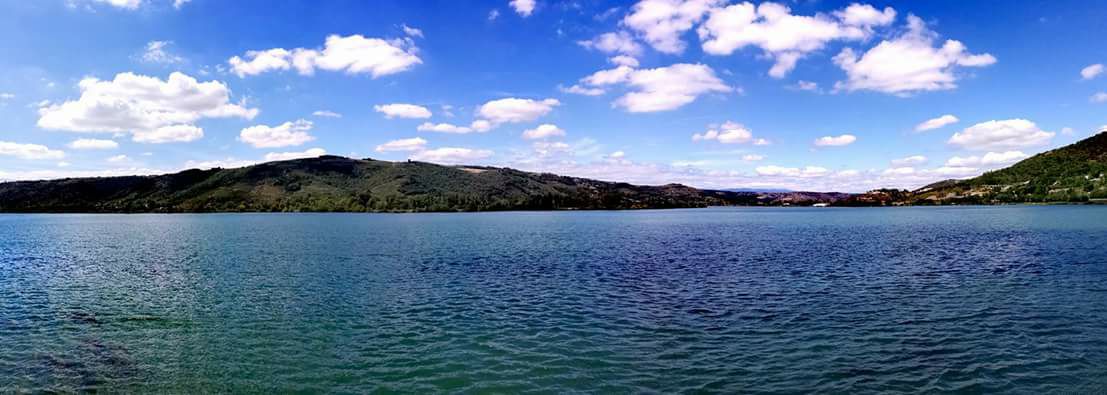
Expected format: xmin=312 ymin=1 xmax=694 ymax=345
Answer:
xmin=312 ymin=110 xmax=342 ymax=118
xmin=183 ymin=158 xmax=258 ymax=170
xmin=698 ymin=2 xmax=895 ymax=78
xmin=833 ymin=15 xmax=996 ymax=95
xmin=0 ymin=141 xmax=65 ymax=160
xmin=509 ymin=0 xmax=536 ymax=16
xmin=623 ymin=0 xmax=723 ymax=54
xmin=477 ymin=98 xmax=560 ymax=125
xmin=581 ymin=65 xmax=636 ymax=86
xmin=577 ymin=31 xmax=644 ymax=56
xmin=264 ymin=148 xmax=327 ymax=161
xmin=1091 ymin=92 xmax=1107 ymax=103
xmin=532 ymin=141 xmax=572 ymax=156
xmin=753 ymin=138 xmax=770 ymax=146
xmin=37 ymin=72 xmax=256 ymax=142
xmin=559 ymin=84 xmax=606 ymax=96
xmin=522 ymin=123 xmax=566 ymax=139
xmin=410 ymin=147 xmax=494 ymax=164
xmin=742 ymin=154 xmax=764 ymax=161
xmin=613 ymin=63 xmax=732 ymax=112
xmin=418 ymin=122 xmax=475 ymax=134
xmin=68 ymin=138 xmax=119 ymax=150
xmin=239 ymin=119 xmax=315 ymax=148
xmin=402 ymin=24 xmax=424 ymax=38
xmin=610 ymin=55 xmax=640 ymax=67
xmin=228 ymin=34 xmax=422 ymax=78
xmin=755 ymin=165 xmax=829 ymax=178
xmin=89 ymin=0 xmax=141 ymax=9
xmin=106 ymin=154 xmax=129 ymax=163
xmin=140 ymin=41 xmax=183 ymax=64
xmin=375 ymin=137 xmax=428 ymax=152
xmin=1081 ymin=64 xmax=1104 ymax=80
xmin=814 ymin=134 xmax=856 ymax=146
xmin=945 ymin=151 xmax=1028 ymax=167
xmin=173 ymin=0 xmax=191 ymax=9
xmin=948 ymin=119 xmax=1053 ymax=151
xmin=374 ymin=103 xmax=432 ymax=119
xmin=692 ymin=121 xmax=754 ymax=144
xmin=891 ymin=155 xmax=927 ymax=167
xmin=915 ymin=114 xmax=958 ymax=132
xmin=795 ymin=80 xmax=818 ymax=91
xmin=133 ymin=124 xmax=203 ymax=143
xmin=488 ymin=9 xmax=501 ymax=20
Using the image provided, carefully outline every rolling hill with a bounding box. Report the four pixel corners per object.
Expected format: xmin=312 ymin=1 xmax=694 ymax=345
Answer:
xmin=0 ymin=156 xmax=813 ymax=213
xmin=912 ymin=131 xmax=1107 ymax=204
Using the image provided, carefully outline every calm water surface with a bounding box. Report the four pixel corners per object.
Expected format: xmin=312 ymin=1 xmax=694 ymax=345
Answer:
xmin=1 ymin=206 xmax=1106 ymax=393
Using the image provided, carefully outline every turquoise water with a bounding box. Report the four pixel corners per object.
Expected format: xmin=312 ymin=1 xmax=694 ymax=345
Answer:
xmin=2 ymin=206 xmax=1106 ymax=393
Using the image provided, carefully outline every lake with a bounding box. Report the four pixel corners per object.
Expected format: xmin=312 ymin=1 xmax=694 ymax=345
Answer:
xmin=1 ymin=206 xmax=1106 ymax=393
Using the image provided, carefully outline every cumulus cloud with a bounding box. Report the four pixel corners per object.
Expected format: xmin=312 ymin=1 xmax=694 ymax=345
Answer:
xmin=522 ymin=123 xmax=566 ymax=139
xmin=410 ymin=147 xmax=494 ymax=164
xmin=1091 ymin=92 xmax=1107 ymax=103
xmin=559 ymin=84 xmax=606 ymax=96
xmin=374 ymin=103 xmax=432 ymax=119
xmin=133 ymin=124 xmax=203 ymax=143
xmin=532 ymin=141 xmax=572 ymax=156
xmin=509 ymin=0 xmax=536 ymax=16
xmin=755 ymin=165 xmax=829 ymax=178
xmin=402 ymin=24 xmax=424 ymax=38
xmin=833 ymin=15 xmax=996 ymax=95
xmin=948 ymin=119 xmax=1053 ymax=151
xmin=37 ymin=72 xmax=256 ymax=143
xmin=239 ymin=119 xmax=315 ymax=148
xmin=577 ymin=31 xmax=644 ymax=56
xmin=264 ymin=148 xmax=327 ymax=161
xmin=228 ymin=34 xmax=422 ymax=78
xmin=623 ymin=0 xmax=723 ymax=54
xmin=698 ymin=2 xmax=894 ymax=78
xmin=88 ymin=0 xmax=141 ymax=9
xmin=68 ymin=138 xmax=119 ymax=150
xmin=477 ymin=98 xmax=560 ymax=125
xmin=418 ymin=122 xmax=479 ymax=134
xmin=610 ymin=55 xmax=640 ymax=67
xmin=915 ymin=114 xmax=958 ymax=132
xmin=614 ymin=63 xmax=732 ymax=112
xmin=692 ymin=121 xmax=755 ymax=144
xmin=0 ymin=141 xmax=65 ymax=160
xmin=945 ymin=151 xmax=1028 ymax=167
xmin=375 ymin=137 xmax=428 ymax=152
xmin=814 ymin=134 xmax=857 ymax=146
xmin=891 ymin=155 xmax=927 ymax=167
xmin=742 ymin=154 xmax=764 ymax=161
xmin=140 ymin=41 xmax=183 ymax=64
xmin=106 ymin=154 xmax=129 ymax=163
xmin=1082 ymin=64 xmax=1104 ymax=80
xmin=312 ymin=110 xmax=342 ymax=118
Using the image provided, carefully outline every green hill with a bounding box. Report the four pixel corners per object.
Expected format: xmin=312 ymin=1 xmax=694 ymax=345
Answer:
xmin=0 ymin=156 xmax=779 ymax=213
xmin=913 ymin=131 xmax=1107 ymax=204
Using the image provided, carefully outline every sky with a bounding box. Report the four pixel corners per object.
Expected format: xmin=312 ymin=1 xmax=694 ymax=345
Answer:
xmin=0 ymin=0 xmax=1105 ymax=192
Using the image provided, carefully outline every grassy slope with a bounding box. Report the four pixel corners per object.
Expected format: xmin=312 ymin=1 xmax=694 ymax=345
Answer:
xmin=914 ymin=132 xmax=1107 ymax=203
xmin=0 ymin=156 xmax=760 ymax=213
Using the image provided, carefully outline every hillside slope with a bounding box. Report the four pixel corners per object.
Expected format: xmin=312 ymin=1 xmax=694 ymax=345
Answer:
xmin=913 ymin=132 xmax=1107 ymax=203
xmin=0 ymin=156 xmax=785 ymax=213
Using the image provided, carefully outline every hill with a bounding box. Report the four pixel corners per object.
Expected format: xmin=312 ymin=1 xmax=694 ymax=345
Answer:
xmin=912 ymin=131 xmax=1107 ymax=204
xmin=0 ymin=156 xmax=793 ymax=213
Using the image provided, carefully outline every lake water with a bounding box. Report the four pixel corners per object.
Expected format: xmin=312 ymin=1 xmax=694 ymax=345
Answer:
xmin=1 ymin=206 xmax=1106 ymax=393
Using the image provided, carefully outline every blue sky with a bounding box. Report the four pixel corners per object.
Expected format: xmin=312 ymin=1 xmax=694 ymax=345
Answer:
xmin=0 ymin=0 xmax=1105 ymax=191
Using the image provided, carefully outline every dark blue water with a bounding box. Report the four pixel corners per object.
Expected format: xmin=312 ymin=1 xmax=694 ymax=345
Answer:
xmin=1 ymin=207 xmax=1106 ymax=393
